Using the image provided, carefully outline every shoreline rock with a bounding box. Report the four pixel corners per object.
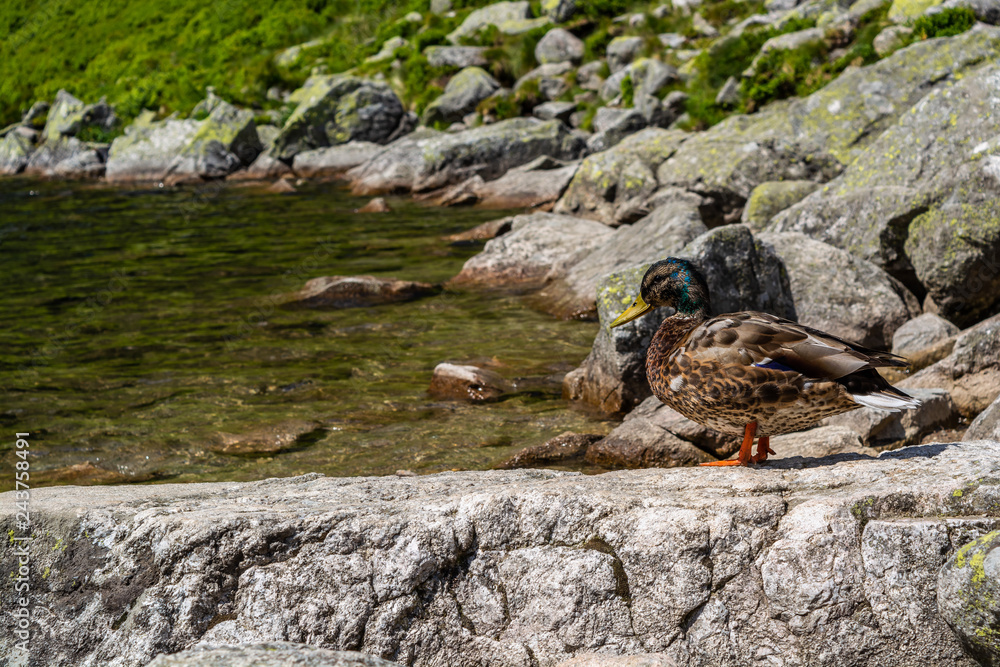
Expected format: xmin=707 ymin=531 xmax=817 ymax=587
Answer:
xmin=4 ymin=440 xmax=1000 ymax=666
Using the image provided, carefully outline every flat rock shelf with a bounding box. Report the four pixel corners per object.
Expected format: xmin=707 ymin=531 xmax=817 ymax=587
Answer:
xmin=3 ymin=439 xmax=1000 ymax=666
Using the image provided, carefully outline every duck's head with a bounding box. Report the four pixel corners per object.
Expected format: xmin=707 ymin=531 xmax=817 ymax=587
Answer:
xmin=609 ymin=258 xmax=711 ymax=328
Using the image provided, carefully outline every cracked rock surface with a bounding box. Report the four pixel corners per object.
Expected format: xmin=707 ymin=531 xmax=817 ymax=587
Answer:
xmin=3 ymin=440 xmax=1000 ymax=666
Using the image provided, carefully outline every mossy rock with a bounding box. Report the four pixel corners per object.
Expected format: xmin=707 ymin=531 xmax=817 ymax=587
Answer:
xmin=0 ymin=130 xmax=34 ymax=175
xmin=888 ymin=0 xmax=944 ymax=20
xmin=742 ymin=180 xmax=821 ymax=228
xmin=938 ymin=531 xmax=1000 ymax=666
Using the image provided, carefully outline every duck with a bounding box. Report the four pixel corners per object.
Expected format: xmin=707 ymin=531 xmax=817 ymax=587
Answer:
xmin=609 ymin=257 xmax=920 ymax=466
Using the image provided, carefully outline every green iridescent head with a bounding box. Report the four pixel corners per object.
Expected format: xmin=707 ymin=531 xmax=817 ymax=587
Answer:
xmin=610 ymin=258 xmax=711 ymax=327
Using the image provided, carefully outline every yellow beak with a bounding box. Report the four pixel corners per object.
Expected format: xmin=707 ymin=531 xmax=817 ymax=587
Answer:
xmin=609 ymin=293 xmax=652 ymax=328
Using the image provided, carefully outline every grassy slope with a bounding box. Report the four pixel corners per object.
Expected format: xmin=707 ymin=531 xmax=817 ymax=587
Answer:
xmin=0 ymin=0 xmax=425 ymax=125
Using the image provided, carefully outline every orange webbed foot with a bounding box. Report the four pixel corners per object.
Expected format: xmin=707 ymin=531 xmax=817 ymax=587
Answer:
xmin=750 ymin=436 xmax=775 ymax=464
xmin=699 ymin=421 xmax=757 ymax=468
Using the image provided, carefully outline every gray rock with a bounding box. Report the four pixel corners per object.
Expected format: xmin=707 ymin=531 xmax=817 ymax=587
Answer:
xmin=764 ymin=51 xmax=1000 ymax=318
xmin=823 ymin=387 xmax=955 ymax=448
xmin=23 ymin=136 xmax=93 ymax=177
xmin=661 ymin=27 xmax=1000 ymax=227
xmin=587 ymin=396 xmax=734 ymax=468
xmin=228 ymin=148 xmax=294 ymax=181
xmin=564 ymin=224 xmax=795 ymax=414
xmin=449 ymin=212 xmax=613 ymax=288
xmin=539 ymin=190 xmax=707 ymax=319
xmin=760 ymin=232 xmax=920 ymax=349
xmin=287 ymin=275 xmax=439 ymax=309
xmin=714 ymin=76 xmax=740 ymax=106
xmin=20 ymin=100 xmax=49 ymax=127
xmin=938 ymin=531 xmax=1000 ymax=665
xmin=473 ymin=157 xmax=580 ymax=209
xmin=446 ymin=1 xmax=533 ymax=42
xmin=41 ymin=89 xmax=116 ymax=141
xmin=272 ymin=76 xmax=405 ymax=161
xmin=424 ymin=46 xmax=488 ymax=68
xmin=658 ymin=32 xmax=687 ymax=48
xmin=254 ymin=124 xmax=281 ymax=151
xmin=423 ymin=67 xmax=501 ymax=126
xmin=367 ymin=36 xmax=409 ymax=64
xmin=190 ymin=89 xmax=225 ymax=118
xmin=51 ymin=147 xmax=106 ymax=179
xmin=601 ymin=59 xmax=679 ymax=102
xmin=542 ymin=0 xmax=577 ymax=22
xmin=495 ymin=432 xmax=602 ymax=469
xmin=164 ymin=101 xmax=262 ymax=184
xmin=577 ymin=61 xmax=607 ymax=91
xmin=691 ymin=12 xmax=719 ymax=37
xmin=146 ymin=643 xmax=399 ymax=666
xmin=428 ymin=362 xmax=512 ymax=401
xmin=535 ymin=28 xmax=585 ymax=64
xmin=586 ymin=110 xmax=648 ymax=155
xmin=5 ymin=442 xmax=1000 ymax=666
xmin=106 ymin=114 xmax=201 ymax=183
xmin=348 ymin=118 xmax=586 ymax=194
xmin=274 ymin=38 xmax=326 ymax=67
xmin=768 ymin=424 xmax=869 ymax=459
xmin=607 ymin=36 xmax=645 ymax=73
xmin=555 ymin=128 xmax=688 ymax=223
xmin=445 ymin=216 xmax=516 ymax=243
xmin=901 ymin=313 xmax=1000 ymax=418
xmin=292 ymin=141 xmax=383 ymax=178
xmin=515 ymin=62 xmax=574 ymax=101
xmin=965 ymin=394 xmax=1000 ymax=441
xmin=746 ymin=27 xmax=825 ymax=75
xmin=0 ymin=130 xmax=34 ymax=174
xmin=533 ymin=100 xmax=577 ymax=122
xmin=741 ymin=180 xmax=820 ymax=228
xmin=430 ymin=0 xmax=453 ymax=14
xmin=873 ymin=25 xmax=913 ymax=56
xmin=892 ymin=313 xmax=960 ymax=358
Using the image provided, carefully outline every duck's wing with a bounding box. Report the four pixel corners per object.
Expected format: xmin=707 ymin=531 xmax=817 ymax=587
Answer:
xmin=691 ymin=312 xmax=919 ymax=411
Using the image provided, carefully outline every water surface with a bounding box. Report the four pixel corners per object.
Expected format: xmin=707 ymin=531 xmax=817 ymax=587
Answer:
xmin=0 ymin=178 xmax=612 ymax=489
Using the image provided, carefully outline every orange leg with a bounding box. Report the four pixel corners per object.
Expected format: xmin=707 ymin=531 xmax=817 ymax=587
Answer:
xmin=751 ymin=436 xmax=775 ymax=464
xmin=700 ymin=421 xmax=757 ymax=467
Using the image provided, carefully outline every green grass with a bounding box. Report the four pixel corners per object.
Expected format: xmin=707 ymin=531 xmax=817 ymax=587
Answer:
xmin=913 ymin=6 xmax=975 ymax=39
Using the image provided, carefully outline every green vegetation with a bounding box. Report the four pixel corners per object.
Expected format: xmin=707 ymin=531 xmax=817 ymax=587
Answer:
xmin=620 ymin=73 xmax=634 ymax=107
xmin=913 ymin=6 xmax=976 ymax=39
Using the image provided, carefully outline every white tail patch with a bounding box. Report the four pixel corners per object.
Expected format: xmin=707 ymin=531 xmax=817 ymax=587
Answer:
xmin=851 ymin=392 xmax=922 ymax=412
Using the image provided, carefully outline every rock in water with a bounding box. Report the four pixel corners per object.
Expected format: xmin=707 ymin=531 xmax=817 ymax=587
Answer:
xmin=495 ymin=432 xmax=603 ymax=469
xmin=937 ymin=531 xmax=1000 ymax=665
xmin=210 ymin=420 xmax=321 ymax=455
xmin=5 ymin=441 xmax=1000 ymax=666
xmin=357 ymin=197 xmax=391 ymax=213
xmin=145 ymin=643 xmax=400 ymax=666
xmin=287 ymin=276 xmax=439 ymax=308
xmin=272 ymin=76 xmax=405 ymax=161
xmin=428 ymin=362 xmax=511 ymax=401
xmin=106 ymin=114 xmax=201 ymax=183
xmin=292 ymin=141 xmax=383 ymax=179
xmin=0 ymin=129 xmax=35 ymax=174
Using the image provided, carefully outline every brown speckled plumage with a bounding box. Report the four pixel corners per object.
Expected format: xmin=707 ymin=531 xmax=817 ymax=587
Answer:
xmin=611 ymin=258 xmax=919 ymax=463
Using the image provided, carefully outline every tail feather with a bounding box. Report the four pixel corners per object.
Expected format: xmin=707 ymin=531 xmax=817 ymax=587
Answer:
xmin=851 ymin=391 xmax=922 ymax=412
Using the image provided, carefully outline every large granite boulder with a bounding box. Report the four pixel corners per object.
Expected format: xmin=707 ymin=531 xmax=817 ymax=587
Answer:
xmin=741 ymin=180 xmax=820 ymax=227
xmin=40 ymin=89 xmax=116 ymax=141
xmin=759 ymin=232 xmax=920 ymax=349
xmin=555 ymin=128 xmax=688 ymax=224
xmin=657 ymin=26 xmax=1000 ymax=226
xmin=449 ymin=212 xmax=613 ymax=289
xmin=4 ymin=441 xmax=1000 ymax=666
xmin=763 ymin=55 xmax=1000 ymax=319
xmin=23 ymin=136 xmax=102 ymax=178
xmin=164 ymin=101 xmax=262 ymax=183
xmin=437 ymin=156 xmax=580 ymax=209
xmin=892 ymin=313 xmax=960 ymax=358
xmin=272 ymin=76 xmax=405 ymax=161
xmin=348 ymin=118 xmax=585 ymax=194
xmin=422 ymin=67 xmax=500 ymax=126
xmin=106 ymin=114 xmax=201 ymax=183
xmin=564 ymin=224 xmax=796 ymax=414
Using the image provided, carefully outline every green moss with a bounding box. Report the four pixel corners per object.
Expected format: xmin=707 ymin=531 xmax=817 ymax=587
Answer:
xmin=913 ymin=7 xmax=976 ymax=39
xmin=620 ymin=74 xmax=635 ymax=108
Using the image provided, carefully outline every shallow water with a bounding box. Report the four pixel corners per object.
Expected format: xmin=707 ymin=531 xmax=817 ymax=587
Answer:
xmin=0 ymin=178 xmax=613 ymax=490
